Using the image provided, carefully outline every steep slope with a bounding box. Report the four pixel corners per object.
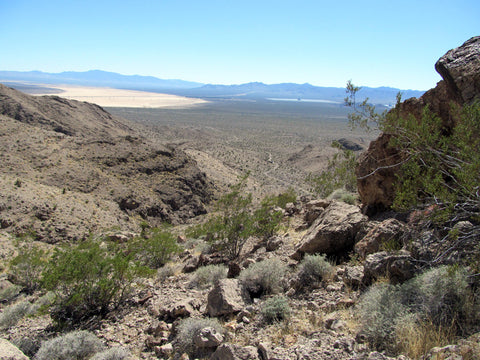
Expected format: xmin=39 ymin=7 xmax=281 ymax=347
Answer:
xmin=0 ymin=84 xmax=213 ymax=243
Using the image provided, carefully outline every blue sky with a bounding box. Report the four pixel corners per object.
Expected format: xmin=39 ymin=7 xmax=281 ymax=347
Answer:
xmin=0 ymin=0 xmax=478 ymax=90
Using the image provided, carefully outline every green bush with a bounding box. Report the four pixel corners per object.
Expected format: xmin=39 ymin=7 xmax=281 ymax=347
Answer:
xmin=42 ymin=238 xmax=147 ymax=328
xmin=8 ymin=243 xmax=48 ymax=294
xmin=130 ymin=227 xmax=182 ymax=269
xmin=239 ymin=258 xmax=288 ymax=297
xmin=356 ymin=266 xmax=478 ymax=354
xmin=35 ymin=330 xmax=104 ymax=360
xmin=261 ymin=295 xmax=291 ymax=323
xmin=186 ymin=175 xmax=284 ymax=259
xmin=296 ymin=254 xmax=333 ymax=288
xmin=189 ymin=264 xmax=228 ymax=289
xmin=175 ymin=317 xmax=224 ymax=356
xmin=307 ymin=142 xmax=357 ymax=198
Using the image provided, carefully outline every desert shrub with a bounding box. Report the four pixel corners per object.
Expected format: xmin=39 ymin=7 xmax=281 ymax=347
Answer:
xmin=327 ymin=188 xmax=357 ymax=205
xmin=356 ymin=283 xmax=408 ymax=350
xmin=262 ymin=187 xmax=297 ymax=209
xmin=130 ymin=227 xmax=182 ymax=269
xmin=239 ymin=258 xmax=288 ymax=297
xmin=42 ymin=238 xmax=147 ymax=328
xmin=175 ymin=317 xmax=224 ymax=356
xmin=0 ymin=283 xmax=21 ymax=302
xmin=307 ymin=141 xmax=357 ymax=198
xmin=356 ymin=265 xmax=478 ymax=355
xmin=261 ymin=295 xmax=291 ymax=324
xmin=8 ymin=243 xmax=48 ymax=294
xmin=186 ymin=175 xmax=283 ymax=259
xmin=296 ymin=254 xmax=333 ymax=288
xmin=90 ymin=347 xmax=130 ymax=360
xmin=35 ymin=330 xmax=104 ymax=360
xmin=189 ymin=264 xmax=228 ymax=289
xmin=0 ymin=300 xmax=33 ymax=329
xmin=157 ymin=262 xmax=181 ymax=281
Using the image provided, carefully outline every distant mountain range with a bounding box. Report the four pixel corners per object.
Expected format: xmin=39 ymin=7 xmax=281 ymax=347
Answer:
xmin=0 ymin=70 xmax=425 ymax=105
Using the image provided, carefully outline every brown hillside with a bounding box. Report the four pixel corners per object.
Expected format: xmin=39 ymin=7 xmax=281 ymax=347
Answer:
xmin=0 ymin=84 xmax=213 ymax=243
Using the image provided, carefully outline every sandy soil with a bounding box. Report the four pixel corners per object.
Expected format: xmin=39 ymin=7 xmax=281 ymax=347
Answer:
xmin=32 ymin=84 xmax=208 ymax=108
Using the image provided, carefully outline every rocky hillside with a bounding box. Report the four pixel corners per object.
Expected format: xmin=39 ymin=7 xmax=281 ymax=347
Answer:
xmin=0 ymin=84 xmax=214 ymax=243
xmin=0 ymin=38 xmax=479 ymax=360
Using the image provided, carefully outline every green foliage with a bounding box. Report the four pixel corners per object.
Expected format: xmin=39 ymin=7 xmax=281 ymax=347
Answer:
xmin=262 ymin=187 xmax=297 ymax=209
xmin=175 ymin=317 xmax=224 ymax=357
xmin=41 ymin=238 xmax=147 ymax=328
xmin=186 ymin=175 xmax=283 ymax=259
xmin=261 ymin=295 xmax=291 ymax=324
xmin=35 ymin=330 xmax=104 ymax=360
xmin=296 ymin=254 xmax=333 ymax=288
xmin=307 ymin=141 xmax=357 ymax=198
xmin=356 ymin=266 xmax=478 ymax=354
xmin=8 ymin=243 xmax=48 ymax=294
xmin=189 ymin=264 xmax=228 ymax=289
xmin=239 ymin=258 xmax=288 ymax=297
xmin=130 ymin=227 xmax=182 ymax=269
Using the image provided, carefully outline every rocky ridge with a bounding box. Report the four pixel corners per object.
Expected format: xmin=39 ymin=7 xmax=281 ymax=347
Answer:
xmin=0 ymin=84 xmax=214 ymax=244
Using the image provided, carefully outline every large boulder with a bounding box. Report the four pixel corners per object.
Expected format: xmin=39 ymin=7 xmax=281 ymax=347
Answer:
xmin=291 ymin=201 xmax=367 ymax=260
xmin=356 ymin=37 xmax=480 ymax=212
xmin=0 ymin=338 xmax=29 ymax=360
xmin=363 ymin=250 xmax=417 ymax=285
xmin=210 ymin=343 xmax=259 ymax=360
xmin=207 ymin=279 xmax=250 ymax=317
xmin=354 ymin=218 xmax=409 ymax=258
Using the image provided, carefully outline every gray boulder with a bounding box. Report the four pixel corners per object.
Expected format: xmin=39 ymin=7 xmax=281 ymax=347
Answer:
xmin=207 ymin=279 xmax=249 ymax=317
xmin=363 ymin=251 xmax=417 ymax=284
xmin=210 ymin=343 xmax=259 ymax=360
xmin=292 ymin=201 xmax=367 ymax=260
xmin=0 ymin=338 xmax=29 ymax=360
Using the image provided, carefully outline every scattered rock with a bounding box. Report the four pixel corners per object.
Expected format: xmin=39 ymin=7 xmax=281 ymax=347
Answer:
xmin=266 ymin=236 xmax=283 ymax=251
xmin=207 ymin=279 xmax=250 ymax=317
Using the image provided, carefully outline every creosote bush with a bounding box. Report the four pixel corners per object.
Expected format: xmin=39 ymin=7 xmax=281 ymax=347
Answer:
xmin=356 ymin=266 xmax=478 ymax=356
xmin=35 ymin=330 xmax=104 ymax=360
xmin=186 ymin=175 xmax=283 ymax=260
xmin=239 ymin=258 xmax=288 ymax=297
xmin=130 ymin=227 xmax=182 ymax=269
xmin=41 ymin=237 xmax=149 ymax=328
xmin=261 ymin=295 xmax=291 ymax=324
xmin=8 ymin=243 xmax=48 ymax=294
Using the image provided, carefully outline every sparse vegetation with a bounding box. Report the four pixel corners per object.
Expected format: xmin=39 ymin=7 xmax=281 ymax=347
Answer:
xmin=189 ymin=264 xmax=228 ymax=289
xmin=356 ymin=266 xmax=479 ymax=355
xmin=296 ymin=254 xmax=334 ymax=288
xmin=239 ymin=258 xmax=288 ymax=297
xmin=261 ymin=295 xmax=291 ymax=324
xmin=35 ymin=330 xmax=104 ymax=360
xmin=0 ymin=300 xmax=32 ymax=329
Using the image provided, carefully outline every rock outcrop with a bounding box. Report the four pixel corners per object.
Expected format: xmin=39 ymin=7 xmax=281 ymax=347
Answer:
xmin=356 ymin=36 xmax=480 ymax=212
xmin=291 ymin=201 xmax=367 ymax=260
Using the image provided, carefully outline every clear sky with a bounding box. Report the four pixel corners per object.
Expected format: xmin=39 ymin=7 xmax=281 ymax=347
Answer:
xmin=0 ymin=0 xmax=478 ymax=90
